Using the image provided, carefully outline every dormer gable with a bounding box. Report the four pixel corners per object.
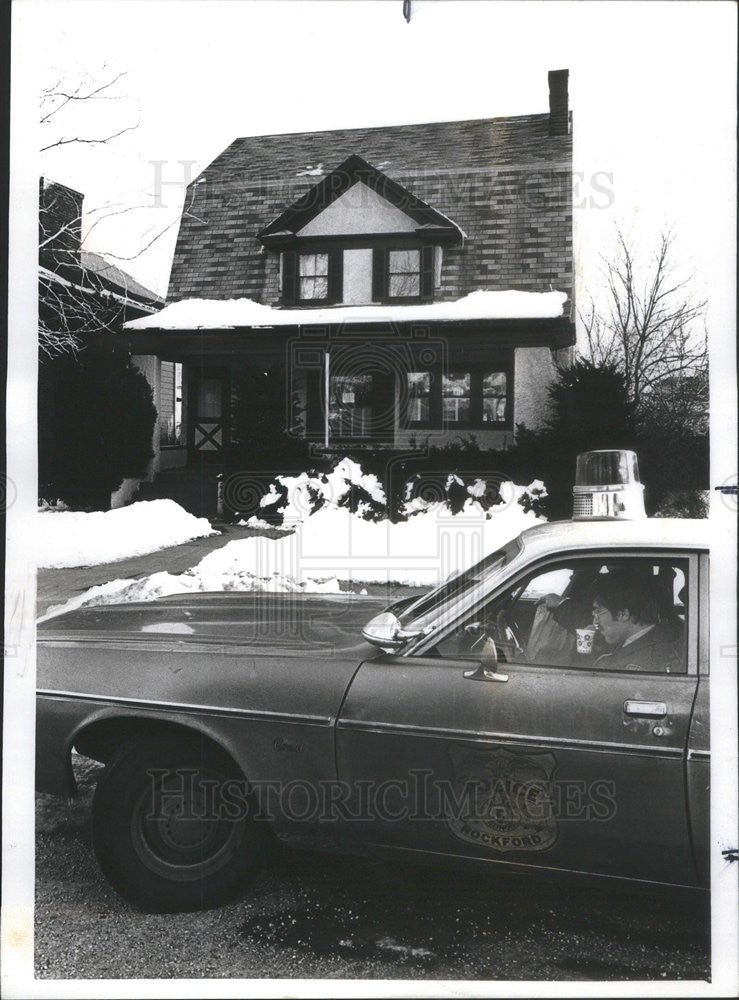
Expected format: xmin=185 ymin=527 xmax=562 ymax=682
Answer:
xmin=297 ymin=182 xmax=418 ymax=237
xmin=258 ymin=154 xmax=464 ymax=248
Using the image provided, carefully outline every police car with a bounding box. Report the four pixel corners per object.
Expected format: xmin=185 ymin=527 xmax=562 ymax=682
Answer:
xmin=37 ymin=451 xmax=710 ymax=910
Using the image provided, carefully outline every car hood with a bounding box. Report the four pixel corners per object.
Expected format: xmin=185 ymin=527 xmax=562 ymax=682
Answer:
xmin=38 ymin=591 xmax=391 ymax=651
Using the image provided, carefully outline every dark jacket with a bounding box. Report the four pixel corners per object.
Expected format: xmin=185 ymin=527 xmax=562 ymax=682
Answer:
xmin=592 ymin=620 xmax=685 ymax=673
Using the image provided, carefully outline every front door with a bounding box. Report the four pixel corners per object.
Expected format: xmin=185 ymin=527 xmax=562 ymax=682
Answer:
xmin=189 ymin=370 xmax=229 ymax=462
xmin=336 ymin=550 xmax=702 ymax=886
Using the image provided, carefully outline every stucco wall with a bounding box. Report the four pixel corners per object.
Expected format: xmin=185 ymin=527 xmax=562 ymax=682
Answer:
xmin=297 ymin=182 xmax=417 ymax=236
xmin=513 ymin=346 xmax=556 ymax=431
xmin=342 ymin=248 xmax=373 ymax=304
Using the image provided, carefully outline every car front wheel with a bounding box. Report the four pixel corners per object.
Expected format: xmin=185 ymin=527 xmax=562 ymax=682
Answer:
xmin=91 ymin=733 xmax=265 ymax=911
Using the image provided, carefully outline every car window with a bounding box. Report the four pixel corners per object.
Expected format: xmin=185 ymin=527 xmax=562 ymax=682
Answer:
xmin=395 ymin=536 xmax=522 ymax=632
xmin=431 ymin=556 xmax=689 ymax=674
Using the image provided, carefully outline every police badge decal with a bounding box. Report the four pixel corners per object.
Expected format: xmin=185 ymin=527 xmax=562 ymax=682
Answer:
xmin=446 ymin=746 xmax=558 ymax=852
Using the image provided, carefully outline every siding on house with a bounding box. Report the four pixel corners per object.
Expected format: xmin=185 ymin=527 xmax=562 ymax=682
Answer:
xmin=159 ymin=360 xmax=176 ymax=438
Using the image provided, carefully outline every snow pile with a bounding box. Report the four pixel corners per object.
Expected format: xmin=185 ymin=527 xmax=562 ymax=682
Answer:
xmin=516 ymin=479 xmax=549 ymax=515
xmin=219 ymin=483 xmax=539 ymax=588
xmin=125 ymin=289 xmax=568 ymax=332
xmin=259 ymin=457 xmax=386 ymax=523
xmin=38 ymin=499 xmax=70 ymax=512
xmin=403 ymin=472 xmax=519 ymax=518
xmin=237 ymin=515 xmax=293 ymax=532
xmin=37 ymin=499 xmax=217 ymax=569
xmin=41 ymin=483 xmax=543 ymax=617
xmin=257 ymin=457 xmax=522 ymax=525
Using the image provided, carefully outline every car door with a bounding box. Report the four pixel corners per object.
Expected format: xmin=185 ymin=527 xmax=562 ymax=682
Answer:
xmin=336 ymin=550 xmax=702 ymax=887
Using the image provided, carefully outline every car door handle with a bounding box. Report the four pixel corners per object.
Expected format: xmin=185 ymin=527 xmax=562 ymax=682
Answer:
xmin=623 ymin=700 xmax=667 ymax=718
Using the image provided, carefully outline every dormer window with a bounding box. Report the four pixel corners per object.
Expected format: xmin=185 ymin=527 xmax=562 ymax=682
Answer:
xmin=299 ymin=253 xmax=329 ymax=301
xmin=281 ymin=249 xmax=342 ymax=305
xmin=389 ymin=250 xmax=420 ymax=297
xmin=372 ymin=246 xmax=434 ymax=303
xmin=263 ymin=155 xmax=464 ymax=308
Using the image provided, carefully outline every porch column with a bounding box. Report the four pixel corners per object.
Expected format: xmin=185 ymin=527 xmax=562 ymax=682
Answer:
xmin=324 ymin=350 xmax=330 ymax=448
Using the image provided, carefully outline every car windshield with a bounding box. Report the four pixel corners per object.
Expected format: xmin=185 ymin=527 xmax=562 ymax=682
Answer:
xmin=394 ymin=535 xmax=523 ymax=632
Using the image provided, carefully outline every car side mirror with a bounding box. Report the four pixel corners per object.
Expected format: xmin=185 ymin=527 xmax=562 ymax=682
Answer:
xmin=362 ymin=611 xmax=430 ymax=651
xmin=464 ymin=632 xmax=509 ymax=682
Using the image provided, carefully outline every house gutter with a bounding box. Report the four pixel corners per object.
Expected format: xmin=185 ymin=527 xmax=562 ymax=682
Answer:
xmin=121 ymin=316 xmax=576 ymax=357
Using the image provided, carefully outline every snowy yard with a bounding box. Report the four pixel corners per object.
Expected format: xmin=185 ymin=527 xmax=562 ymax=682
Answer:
xmin=37 ymin=499 xmax=217 ymax=569
xmin=37 ymin=462 xmax=544 ymax=620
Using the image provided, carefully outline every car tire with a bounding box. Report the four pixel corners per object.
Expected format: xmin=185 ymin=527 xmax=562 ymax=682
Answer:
xmin=91 ymin=733 xmax=265 ymax=911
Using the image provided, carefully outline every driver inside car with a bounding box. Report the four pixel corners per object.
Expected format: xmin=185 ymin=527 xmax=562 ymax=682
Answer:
xmin=587 ymin=572 xmax=685 ymax=673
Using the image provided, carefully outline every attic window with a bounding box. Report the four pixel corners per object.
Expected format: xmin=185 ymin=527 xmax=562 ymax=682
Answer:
xmin=388 ymin=250 xmax=421 ymax=298
xmin=372 ymin=245 xmax=434 ymax=302
xmin=281 ymin=250 xmax=342 ymax=305
xmin=299 ymin=253 xmax=329 ymax=300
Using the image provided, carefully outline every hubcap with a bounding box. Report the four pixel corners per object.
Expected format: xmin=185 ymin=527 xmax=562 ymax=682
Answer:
xmin=130 ymin=766 xmax=241 ymax=882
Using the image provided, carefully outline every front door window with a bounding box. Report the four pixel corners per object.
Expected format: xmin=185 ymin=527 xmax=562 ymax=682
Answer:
xmin=191 ymin=373 xmax=227 ymax=456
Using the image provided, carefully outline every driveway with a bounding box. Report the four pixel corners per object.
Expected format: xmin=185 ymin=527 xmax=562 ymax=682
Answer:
xmin=36 ymin=524 xmax=287 ymax=617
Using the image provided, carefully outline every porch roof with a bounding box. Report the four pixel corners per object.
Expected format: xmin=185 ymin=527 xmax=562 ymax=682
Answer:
xmin=124 ymin=289 xmax=568 ymax=333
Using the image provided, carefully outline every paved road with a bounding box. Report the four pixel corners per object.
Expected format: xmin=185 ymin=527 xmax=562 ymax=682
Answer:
xmin=35 ymin=757 xmax=710 ymax=982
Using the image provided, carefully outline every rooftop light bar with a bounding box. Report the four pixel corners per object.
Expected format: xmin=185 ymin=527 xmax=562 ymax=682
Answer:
xmin=572 ymin=450 xmax=646 ymax=520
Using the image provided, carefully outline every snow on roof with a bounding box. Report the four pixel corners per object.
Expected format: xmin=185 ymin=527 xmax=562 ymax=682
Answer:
xmin=40 ymin=265 xmax=160 ymax=314
xmin=125 ymin=289 xmax=568 ymax=332
xmin=81 ymin=252 xmax=164 ymax=306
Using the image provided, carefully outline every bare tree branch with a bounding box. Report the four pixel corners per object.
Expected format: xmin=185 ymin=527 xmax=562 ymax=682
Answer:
xmin=578 ymin=226 xmax=708 ymax=429
xmin=38 ymin=70 xmax=168 ymax=357
xmin=41 ymin=122 xmax=140 ymax=153
xmin=40 ymin=70 xmax=138 ymax=151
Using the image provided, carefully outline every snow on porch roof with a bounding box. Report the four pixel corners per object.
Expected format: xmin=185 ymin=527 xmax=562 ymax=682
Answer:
xmin=124 ymin=290 xmax=568 ymax=332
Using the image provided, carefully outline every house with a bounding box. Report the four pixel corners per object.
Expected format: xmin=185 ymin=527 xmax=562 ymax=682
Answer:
xmin=124 ymin=69 xmax=574 ymax=486
xmin=39 ymin=178 xmax=165 ymax=507
xmin=39 ymin=177 xmax=163 ymax=350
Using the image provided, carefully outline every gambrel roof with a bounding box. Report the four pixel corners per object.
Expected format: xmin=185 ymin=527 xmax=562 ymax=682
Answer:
xmin=167 ymin=112 xmax=572 ymax=309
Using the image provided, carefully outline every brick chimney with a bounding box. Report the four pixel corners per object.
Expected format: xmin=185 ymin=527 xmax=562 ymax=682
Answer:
xmin=548 ymin=69 xmax=569 ymax=136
